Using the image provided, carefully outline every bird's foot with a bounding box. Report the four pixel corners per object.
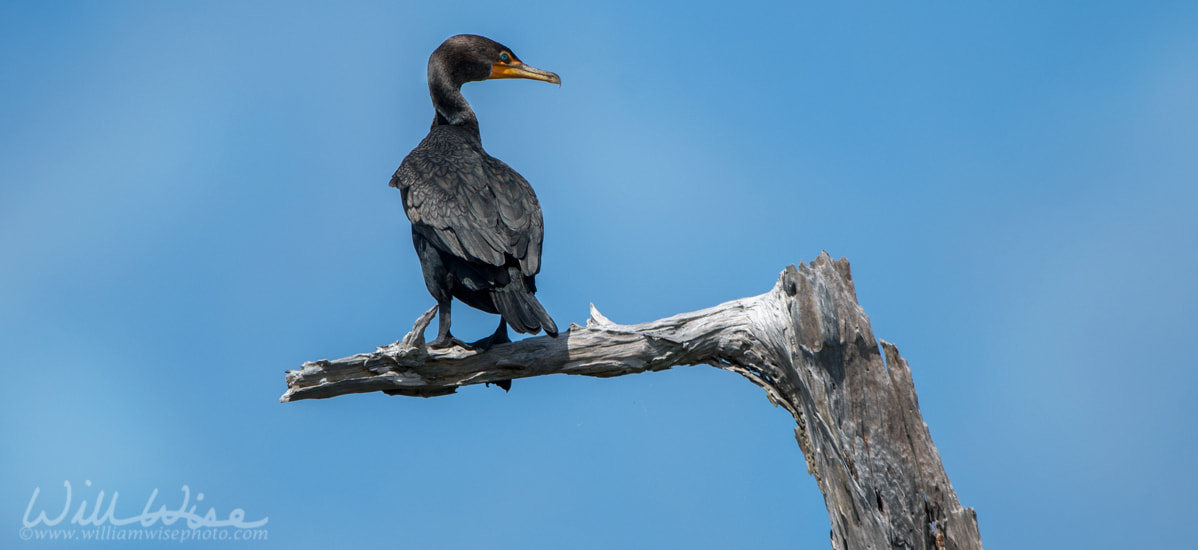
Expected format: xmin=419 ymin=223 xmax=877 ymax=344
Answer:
xmin=469 ymin=330 xmax=511 ymax=352
xmin=486 ymin=379 xmax=513 ymax=392
xmin=427 ymin=336 xmax=474 ymax=351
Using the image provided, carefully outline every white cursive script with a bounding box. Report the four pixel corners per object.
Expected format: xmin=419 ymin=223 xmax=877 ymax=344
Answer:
xmin=23 ymin=481 xmax=268 ymax=529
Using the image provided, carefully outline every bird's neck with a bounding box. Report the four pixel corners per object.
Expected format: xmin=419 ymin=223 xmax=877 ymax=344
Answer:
xmin=428 ymin=62 xmax=480 ymax=136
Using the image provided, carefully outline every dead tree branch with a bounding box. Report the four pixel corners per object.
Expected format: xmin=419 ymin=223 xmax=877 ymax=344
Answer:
xmin=282 ymin=252 xmax=982 ymax=549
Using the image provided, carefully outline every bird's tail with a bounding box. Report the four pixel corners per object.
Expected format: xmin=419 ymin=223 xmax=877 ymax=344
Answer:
xmin=492 ymin=272 xmax=558 ymax=337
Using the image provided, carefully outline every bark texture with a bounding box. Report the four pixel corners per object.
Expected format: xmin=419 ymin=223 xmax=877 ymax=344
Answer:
xmin=282 ymin=253 xmax=982 ymax=549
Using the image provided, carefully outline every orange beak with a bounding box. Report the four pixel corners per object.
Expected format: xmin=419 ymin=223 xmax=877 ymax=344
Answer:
xmin=489 ymin=61 xmax=561 ymax=86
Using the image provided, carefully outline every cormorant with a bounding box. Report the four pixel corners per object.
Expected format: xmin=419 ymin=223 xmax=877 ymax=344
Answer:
xmin=390 ymin=34 xmax=560 ymax=353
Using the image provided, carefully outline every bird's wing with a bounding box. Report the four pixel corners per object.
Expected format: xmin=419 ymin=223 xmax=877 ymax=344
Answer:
xmin=392 ymin=147 xmax=544 ymax=276
xmin=484 ymin=155 xmax=543 ymax=276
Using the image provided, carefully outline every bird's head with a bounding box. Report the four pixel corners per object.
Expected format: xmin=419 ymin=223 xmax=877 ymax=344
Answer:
xmin=429 ymin=34 xmax=561 ymax=89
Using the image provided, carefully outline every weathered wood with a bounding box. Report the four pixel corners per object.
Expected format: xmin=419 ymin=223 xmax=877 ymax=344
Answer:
xmin=282 ymin=252 xmax=982 ymax=549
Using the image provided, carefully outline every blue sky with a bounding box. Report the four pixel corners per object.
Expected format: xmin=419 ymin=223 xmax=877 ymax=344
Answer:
xmin=2 ymin=1 xmax=1196 ymax=548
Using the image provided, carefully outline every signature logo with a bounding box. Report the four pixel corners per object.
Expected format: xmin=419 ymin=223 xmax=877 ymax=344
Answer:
xmin=22 ymin=481 xmax=268 ymax=529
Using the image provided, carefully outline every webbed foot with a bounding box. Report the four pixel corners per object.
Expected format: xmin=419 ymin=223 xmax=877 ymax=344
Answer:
xmin=470 ymin=320 xmax=512 ymax=351
xmin=427 ymin=335 xmax=474 ymax=350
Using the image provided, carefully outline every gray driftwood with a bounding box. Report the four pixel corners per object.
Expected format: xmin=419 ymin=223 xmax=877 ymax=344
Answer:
xmin=282 ymin=253 xmax=982 ymax=549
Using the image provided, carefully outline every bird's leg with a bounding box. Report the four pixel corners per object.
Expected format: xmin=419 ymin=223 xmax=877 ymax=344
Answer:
xmin=470 ymin=319 xmax=511 ymax=351
xmin=427 ymin=299 xmax=473 ymax=350
xmin=476 ymin=319 xmax=514 ymax=392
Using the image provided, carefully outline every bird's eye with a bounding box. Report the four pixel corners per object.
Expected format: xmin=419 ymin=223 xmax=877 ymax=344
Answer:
xmin=499 ymin=52 xmax=511 ymax=63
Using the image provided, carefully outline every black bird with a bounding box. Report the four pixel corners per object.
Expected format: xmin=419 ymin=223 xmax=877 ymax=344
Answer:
xmin=390 ymin=34 xmax=560 ymax=352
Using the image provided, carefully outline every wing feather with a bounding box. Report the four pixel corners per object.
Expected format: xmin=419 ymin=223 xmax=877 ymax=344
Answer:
xmin=393 ymin=128 xmax=545 ymax=276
